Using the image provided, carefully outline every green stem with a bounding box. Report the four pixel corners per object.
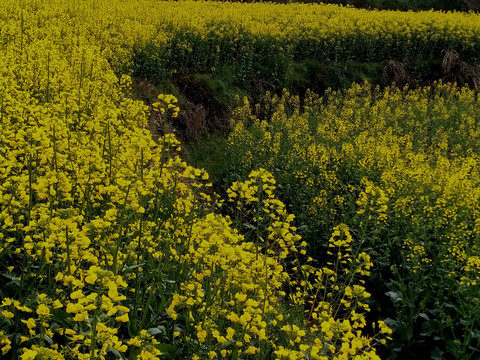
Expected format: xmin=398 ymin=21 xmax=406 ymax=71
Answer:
xmin=27 ymin=154 xmax=32 ymax=226
xmin=89 ymin=314 xmax=98 ymax=360
xmin=66 ymin=227 xmax=71 ymax=276
xmin=107 ymin=122 xmax=112 ymax=183
xmin=46 ymin=52 xmax=50 ymax=102
xmin=113 ymin=183 xmax=132 ymax=275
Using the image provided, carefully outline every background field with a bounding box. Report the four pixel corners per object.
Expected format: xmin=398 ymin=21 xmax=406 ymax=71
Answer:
xmin=221 ymin=0 xmax=479 ymax=12
xmin=0 ymin=1 xmax=479 ymax=359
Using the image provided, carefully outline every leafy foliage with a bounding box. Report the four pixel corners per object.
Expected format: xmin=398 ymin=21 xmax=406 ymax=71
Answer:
xmin=204 ymin=84 xmax=480 ymax=359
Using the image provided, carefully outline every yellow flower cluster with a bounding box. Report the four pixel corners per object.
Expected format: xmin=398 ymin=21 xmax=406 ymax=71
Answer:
xmin=1 ymin=0 xmax=479 ymax=83
xmin=153 ymin=94 xmax=180 ymax=118
xmin=167 ymin=169 xmax=388 ymax=360
xmin=0 ymin=331 xmax=11 ymax=355
xmin=228 ymin=168 xmax=303 ymax=258
xmin=402 ymin=238 xmax=432 ymax=273
xmin=226 ymin=82 xmax=480 ymax=355
xmin=0 ymin=6 xmax=206 ymax=358
xmin=127 ymin=330 xmax=163 ymax=359
xmin=356 ymin=179 xmax=389 ymax=223
xmin=229 ymin=82 xmax=480 ymax=284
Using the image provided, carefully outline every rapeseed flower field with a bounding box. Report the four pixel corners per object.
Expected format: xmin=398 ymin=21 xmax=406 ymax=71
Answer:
xmin=219 ymin=84 xmax=480 ymax=358
xmin=1 ymin=0 xmax=479 ymax=359
xmin=2 ymin=0 xmax=479 ymax=84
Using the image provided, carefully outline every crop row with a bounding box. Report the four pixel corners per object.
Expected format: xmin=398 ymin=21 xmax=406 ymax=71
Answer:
xmin=1 ymin=0 xmax=480 ymax=87
xmin=194 ymin=83 xmax=480 ymax=359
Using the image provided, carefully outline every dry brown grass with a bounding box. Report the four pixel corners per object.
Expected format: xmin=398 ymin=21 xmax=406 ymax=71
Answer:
xmin=382 ymin=60 xmax=416 ymax=89
xmin=463 ymin=65 xmax=480 ymax=89
xmin=442 ymin=49 xmax=461 ymax=76
xmin=178 ymin=101 xmax=208 ymax=140
xmin=461 ymin=0 xmax=480 ymax=11
xmin=442 ymin=49 xmax=480 ymax=89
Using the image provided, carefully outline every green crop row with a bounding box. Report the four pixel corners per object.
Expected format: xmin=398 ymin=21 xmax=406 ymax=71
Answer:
xmin=2 ymin=0 xmax=479 ymax=92
xmin=191 ymin=83 xmax=480 ymax=359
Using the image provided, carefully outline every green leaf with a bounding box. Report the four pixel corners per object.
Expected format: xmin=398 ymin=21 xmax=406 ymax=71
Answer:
xmin=385 ymin=290 xmax=403 ymax=306
xmin=430 ymin=347 xmax=444 ymax=360
xmin=420 ymin=320 xmax=433 ymax=337
xmin=419 ymin=292 xmax=430 ymax=309
xmin=244 ymin=223 xmax=257 ymax=231
xmin=174 ymin=325 xmax=183 ymax=333
xmin=155 ymin=343 xmax=176 ymax=353
xmin=1 ymin=272 xmax=19 ymax=281
xmin=418 ymin=312 xmax=429 ymax=321
xmin=120 ymin=263 xmax=145 ymax=275
xmin=147 ymin=326 xmax=166 ymax=336
xmin=51 ymin=309 xmax=75 ymax=328
xmin=109 ymin=347 xmax=125 ymax=359
xmin=43 ymin=335 xmax=53 ymax=345
xmin=128 ymin=348 xmax=141 ymax=360
xmin=446 ymin=339 xmax=461 ymax=356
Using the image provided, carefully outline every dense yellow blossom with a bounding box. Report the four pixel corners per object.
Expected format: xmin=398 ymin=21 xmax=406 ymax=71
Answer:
xmin=0 ymin=0 xmax=479 ymax=88
xmin=226 ymin=82 xmax=480 ymax=358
